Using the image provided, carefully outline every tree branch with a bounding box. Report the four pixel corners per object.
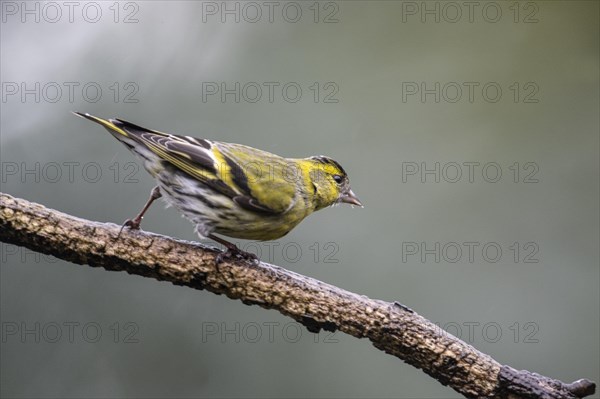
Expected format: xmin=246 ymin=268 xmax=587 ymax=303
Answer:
xmin=0 ymin=192 xmax=595 ymax=399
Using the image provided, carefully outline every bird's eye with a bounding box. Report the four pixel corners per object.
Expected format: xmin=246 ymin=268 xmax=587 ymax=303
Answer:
xmin=333 ymin=175 xmax=343 ymax=184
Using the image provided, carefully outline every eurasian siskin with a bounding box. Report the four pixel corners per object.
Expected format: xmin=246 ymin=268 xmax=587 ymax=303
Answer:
xmin=75 ymin=112 xmax=362 ymax=260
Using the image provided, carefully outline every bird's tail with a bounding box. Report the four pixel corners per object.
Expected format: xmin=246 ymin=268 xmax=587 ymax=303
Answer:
xmin=72 ymin=111 xmax=130 ymax=138
xmin=73 ymin=112 xmax=176 ymax=177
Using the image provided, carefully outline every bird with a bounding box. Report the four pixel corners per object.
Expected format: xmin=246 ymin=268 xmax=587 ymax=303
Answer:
xmin=74 ymin=112 xmax=362 ymax=262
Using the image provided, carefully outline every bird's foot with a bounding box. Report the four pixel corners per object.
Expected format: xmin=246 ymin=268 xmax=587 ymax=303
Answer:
xmin=116 ymin=217 xmax=142 ymax=239
xmin=115 ymin=186 xmax=162 ymax=239
xmin=215 ymin=246 xmax=259 ymax=265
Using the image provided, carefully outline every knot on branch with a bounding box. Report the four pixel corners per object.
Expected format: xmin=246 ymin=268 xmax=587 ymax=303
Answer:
xmin=498 ymin=365 xmax=596 ymax=399
xmin=300 ymin=314 xmax=338 ymax=334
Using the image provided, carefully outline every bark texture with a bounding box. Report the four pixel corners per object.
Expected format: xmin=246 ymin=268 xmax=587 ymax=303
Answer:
xmin=0 ymin=192 xmax=595 ymax=399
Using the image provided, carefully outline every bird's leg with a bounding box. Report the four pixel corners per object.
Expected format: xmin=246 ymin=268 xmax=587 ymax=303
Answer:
xmin=209 ymin=234 xmax=258 ymax=264
xmin=118 ymin=186 xmax=162 ymax=237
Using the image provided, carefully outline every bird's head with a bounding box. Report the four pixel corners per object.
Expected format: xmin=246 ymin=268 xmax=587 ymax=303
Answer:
xmin=306 ymin=156 xmax=362 ymax=211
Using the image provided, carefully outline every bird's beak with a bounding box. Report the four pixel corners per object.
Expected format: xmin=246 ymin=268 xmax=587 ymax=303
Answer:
xmin=339 ymin=189 xmax=363 ymax=207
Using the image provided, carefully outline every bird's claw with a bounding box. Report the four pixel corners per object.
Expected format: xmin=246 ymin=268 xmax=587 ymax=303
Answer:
xmin=116 ymin=218 xmax=142 ymax=239
xmin=215 ymin=247 xmax=258 ymax=266
xmin=124 ymin=218 xmax=142 ymax=230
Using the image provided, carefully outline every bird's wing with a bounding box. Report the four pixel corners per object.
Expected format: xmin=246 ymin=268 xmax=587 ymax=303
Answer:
xmin=213 ymin=141 xmax=299 ymax=215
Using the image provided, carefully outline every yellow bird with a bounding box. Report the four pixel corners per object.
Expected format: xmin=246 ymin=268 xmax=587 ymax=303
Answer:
xmin=75 ymin=112 xmax=362 ymax=261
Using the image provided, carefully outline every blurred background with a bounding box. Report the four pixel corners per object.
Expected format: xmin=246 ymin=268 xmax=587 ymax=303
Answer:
xmin=1 ymin=1 xmax=598 ymax=398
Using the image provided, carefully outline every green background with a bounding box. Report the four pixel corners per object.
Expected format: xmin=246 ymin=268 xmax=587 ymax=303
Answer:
xmin=1 ymin=1 xmax=598 ymax=398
